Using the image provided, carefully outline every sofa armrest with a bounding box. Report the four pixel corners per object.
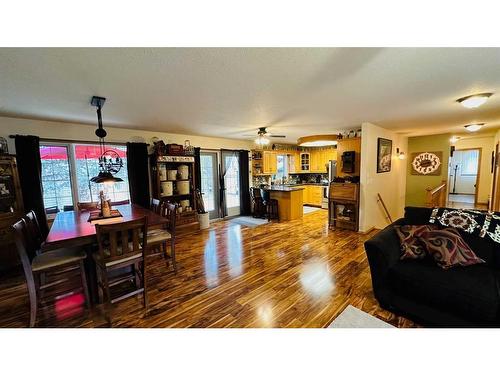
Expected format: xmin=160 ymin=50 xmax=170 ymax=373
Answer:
xmin=364 ymin=223 xmax=402 ymax=303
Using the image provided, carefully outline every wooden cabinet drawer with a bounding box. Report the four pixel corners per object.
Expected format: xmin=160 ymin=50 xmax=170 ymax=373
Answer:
xmin=330 ymin=183 xmax=358 ymax=201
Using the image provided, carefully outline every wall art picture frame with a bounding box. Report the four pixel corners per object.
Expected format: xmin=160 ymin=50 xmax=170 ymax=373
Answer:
xmin=410 ymin=151 xmax=443 ymax=176
xmin=377 ymin=138 xmax=392 ymax=173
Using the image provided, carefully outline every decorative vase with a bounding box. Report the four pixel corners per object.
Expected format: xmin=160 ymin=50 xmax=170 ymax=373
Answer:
xmin=199 ymin=212 xmax=210 ymax=229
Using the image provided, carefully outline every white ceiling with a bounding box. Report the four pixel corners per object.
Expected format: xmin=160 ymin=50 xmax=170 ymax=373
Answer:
xmin=1 ymin=47 xmax=500 ymax=142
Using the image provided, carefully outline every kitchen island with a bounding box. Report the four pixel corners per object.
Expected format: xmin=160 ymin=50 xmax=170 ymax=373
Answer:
xmin=264 ymin=185 xmax=304 ymax=221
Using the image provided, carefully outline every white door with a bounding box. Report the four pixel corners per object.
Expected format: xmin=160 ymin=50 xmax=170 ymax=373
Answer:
xmin=222 ymin=152 xmax=241 ymax=217
xmin=449 ymin=149 xmax=479 ymax=194
xmin=200 ymin=151 xmax=220 ymax=219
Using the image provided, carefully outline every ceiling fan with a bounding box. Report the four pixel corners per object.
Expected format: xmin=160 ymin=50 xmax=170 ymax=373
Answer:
xmin=244 ymin=127 xmax=286 ymax=146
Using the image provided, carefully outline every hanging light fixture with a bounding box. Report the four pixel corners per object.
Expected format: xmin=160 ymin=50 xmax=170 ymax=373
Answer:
xmin=89 ymin=96 xmax=123 ymax=184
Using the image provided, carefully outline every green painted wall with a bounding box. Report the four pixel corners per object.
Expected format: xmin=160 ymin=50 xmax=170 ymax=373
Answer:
xmin=405 ymin=133 xmax=451 ymax=207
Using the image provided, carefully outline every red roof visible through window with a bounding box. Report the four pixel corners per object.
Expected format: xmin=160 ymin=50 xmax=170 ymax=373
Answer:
xmin=40 ymin=145 xmax=126 ymax=160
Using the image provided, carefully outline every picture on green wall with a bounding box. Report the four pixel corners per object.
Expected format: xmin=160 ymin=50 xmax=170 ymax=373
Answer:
xmin=377 ymin=138 xmax=392 ymax=173
xmin=410 ymin=151 xmax=443 ymax=175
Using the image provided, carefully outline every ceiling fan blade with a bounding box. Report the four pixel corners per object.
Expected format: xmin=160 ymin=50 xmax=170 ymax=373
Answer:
xmin=269 ymin=135 xmax=286 ymax=138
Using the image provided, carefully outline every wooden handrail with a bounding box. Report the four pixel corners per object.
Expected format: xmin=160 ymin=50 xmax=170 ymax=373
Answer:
xmin=425 ymin=180 xmax=447 ymax=208
xmin=377 ymin=193 xmax=393 ymax=224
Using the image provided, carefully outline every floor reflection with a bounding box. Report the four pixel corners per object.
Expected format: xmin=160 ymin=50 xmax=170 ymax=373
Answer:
xmin=226 ymin=225 xmax=243 ymax=277
xmin=204 ymin=230 xmax=219 ymax=288
xmin=257 ymin=303 xmax=274 ymax=327
xmin=54 ymin=293 xmax=85 ymax=321
xmin=299 ymin=261 xmax=335 ymax=298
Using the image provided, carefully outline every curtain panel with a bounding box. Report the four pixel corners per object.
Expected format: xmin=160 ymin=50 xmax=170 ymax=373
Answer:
xmin=126 ymin=142 xmax=150 ymax=208
xmin=14 ymin=135 xmax=49 ymax=237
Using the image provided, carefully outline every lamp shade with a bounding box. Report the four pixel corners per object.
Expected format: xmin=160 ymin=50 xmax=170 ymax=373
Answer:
xmin=90 ymin=171 xmax=123 ymax=184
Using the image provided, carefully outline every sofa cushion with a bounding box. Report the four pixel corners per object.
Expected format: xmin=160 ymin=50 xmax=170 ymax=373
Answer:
xmin=394 ymin=225 xmax=435 ymax=260
xmin=403 ymin=206 xmax=499 ymax=266
xmin=388 ymin=260 xmax=500 ymax=322
xmin=419 ymin=227 xmax=485 ymax=269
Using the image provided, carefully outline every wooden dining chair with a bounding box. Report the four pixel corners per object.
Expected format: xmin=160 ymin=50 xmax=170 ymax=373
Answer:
xmin=94 ymin=217 xmax=148 ymax=325
xmin=111 ymin=199 xmax=130 ymax=207
xmin=77 ymin=202 xmax=98 ymax=212
xmin=24 ymin=210 xmax=45 ymax=253
xmin=150 ymin=198 xmax=162 ymax=214
xmin=146 ymin=202 xmax=177 ymax=272
xmin=12 ymin=218 xmax=90 ymax=327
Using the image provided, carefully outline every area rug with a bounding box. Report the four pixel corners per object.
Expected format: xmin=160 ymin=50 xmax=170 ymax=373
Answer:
xmin=303 ymin=206 xmax=321 ymax=215
xmin=229 ymin=216 xmax=268 ymax=228
xmin=328 ymin=305 xmax=394 ymax=328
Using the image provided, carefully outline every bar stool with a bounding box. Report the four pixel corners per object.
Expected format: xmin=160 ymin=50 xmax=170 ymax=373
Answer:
xmin=250 ymin=188 xmax=265 ymax=218
xmin=260 ymin=188 xmax=279 ymax=222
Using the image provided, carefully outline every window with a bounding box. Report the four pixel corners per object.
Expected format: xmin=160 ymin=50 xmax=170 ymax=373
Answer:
xmin=73 ymin=144 xmax=130 ymax=203
xmin=40 ymin=143 xmax=130 ymax=212
xmin=275 ymin=154 xmax=288 ymax=181
xmin=40 ymin=145 xmax=74 ymax=211
xmin=460 ymin=149 xmax=479 ymax=176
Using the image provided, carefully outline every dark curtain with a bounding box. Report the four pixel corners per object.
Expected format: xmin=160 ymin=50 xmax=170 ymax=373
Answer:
xmin=238 ymin=150 xmax=251 ymax=215
xmin=126 ymin=142 xmax=150 ymax=208
xmin=194 ymin=147 xmax=201 ymax=192
xmin=15 ymin=135 xmax=49 ymax=237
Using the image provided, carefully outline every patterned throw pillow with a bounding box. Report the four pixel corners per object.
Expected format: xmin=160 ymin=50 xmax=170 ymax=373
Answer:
xmin=394 ymin=225 xmax=435 ymax=260
xmin=419 ymin=227 xmax=485 ymax=269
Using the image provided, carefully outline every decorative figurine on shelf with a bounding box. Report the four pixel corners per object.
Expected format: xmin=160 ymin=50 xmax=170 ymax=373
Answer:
xmin=184 ymin=140 xmax=194 ymax=155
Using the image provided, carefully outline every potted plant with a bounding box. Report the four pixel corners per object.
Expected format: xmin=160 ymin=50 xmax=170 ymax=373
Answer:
xmin=195 ymin=189 xmax=210 ymax=229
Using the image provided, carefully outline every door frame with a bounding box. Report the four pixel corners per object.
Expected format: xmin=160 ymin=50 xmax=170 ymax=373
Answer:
xmin=492 ymin=143 xmax=500 ymax=211
xmin=449 ymin=147 xmax=482 ymax=205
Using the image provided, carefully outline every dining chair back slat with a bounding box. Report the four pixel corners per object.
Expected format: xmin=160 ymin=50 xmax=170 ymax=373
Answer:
xmin=111 ymin=199 xmax=130 ymax=207
xmin=95 ymin=217 xmax=147 ymax=265
xmin=77 ymin=202 xmax=98 ymax=212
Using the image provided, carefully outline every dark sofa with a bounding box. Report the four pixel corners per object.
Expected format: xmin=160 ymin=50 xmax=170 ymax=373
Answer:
xmin=364 ymin=206 xmax=500 ymax=327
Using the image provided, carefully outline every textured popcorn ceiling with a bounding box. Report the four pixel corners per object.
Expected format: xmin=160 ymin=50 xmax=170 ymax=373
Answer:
xmin=1 ymin=47 xmax=500 ymax=142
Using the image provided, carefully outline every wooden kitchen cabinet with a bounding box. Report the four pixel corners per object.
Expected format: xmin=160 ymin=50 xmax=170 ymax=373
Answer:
xmin=301 ymin=185 xmax=323 ymax=206
xmin=300 ymin=152 xmax=310 ymax=172
xmin=262 ymin=151 xmax=277 ymax=174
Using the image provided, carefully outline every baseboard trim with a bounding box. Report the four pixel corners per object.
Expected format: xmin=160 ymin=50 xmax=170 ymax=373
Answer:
xmin=359 ymin=226 xmax=375 ymax=234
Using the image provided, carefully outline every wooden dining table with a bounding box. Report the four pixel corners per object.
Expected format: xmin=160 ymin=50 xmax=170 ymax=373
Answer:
xmin=43 ymin=204 xmax=168 ymax=303
xmin=44 ymin=204 xmax=168 ymax=250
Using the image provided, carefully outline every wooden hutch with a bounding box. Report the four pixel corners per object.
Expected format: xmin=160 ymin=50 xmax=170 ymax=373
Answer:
xmin=0 ymin=155 xmax=24 ymax=272
xmin=150 ymin=153 xmax=199 ymax=233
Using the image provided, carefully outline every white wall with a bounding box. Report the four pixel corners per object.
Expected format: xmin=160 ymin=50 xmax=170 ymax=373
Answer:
xmin=0 ymin=116 xmax=253 ymax=152
xmin=359 ymin=122 xmax=407 ymax=232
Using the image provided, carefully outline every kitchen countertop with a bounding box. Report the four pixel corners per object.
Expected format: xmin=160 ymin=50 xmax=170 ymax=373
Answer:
xmin=285 ymin=183 xmax=328 ymax=186
xmin=264 ymin=186 xmax=305 ymax=192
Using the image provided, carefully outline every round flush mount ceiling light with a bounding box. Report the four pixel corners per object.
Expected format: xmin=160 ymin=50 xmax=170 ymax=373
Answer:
xmin=297 ymin=135 xmax=338 ymax=147
xmin=464 ymin=123 xmax=485 ymax=132
xmin=456 ymin=93 xmax=493 ymax=108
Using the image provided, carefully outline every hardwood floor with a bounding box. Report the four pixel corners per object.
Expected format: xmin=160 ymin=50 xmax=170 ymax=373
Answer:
xmin=0 ymin=210 xmax=417 ymax=328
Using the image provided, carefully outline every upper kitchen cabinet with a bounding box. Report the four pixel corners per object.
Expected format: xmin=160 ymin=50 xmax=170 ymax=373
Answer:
xmin=300 ymin=152 xmax=310 ymax=172
xmin=262 ymin=151 xmax=277 ymax=175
